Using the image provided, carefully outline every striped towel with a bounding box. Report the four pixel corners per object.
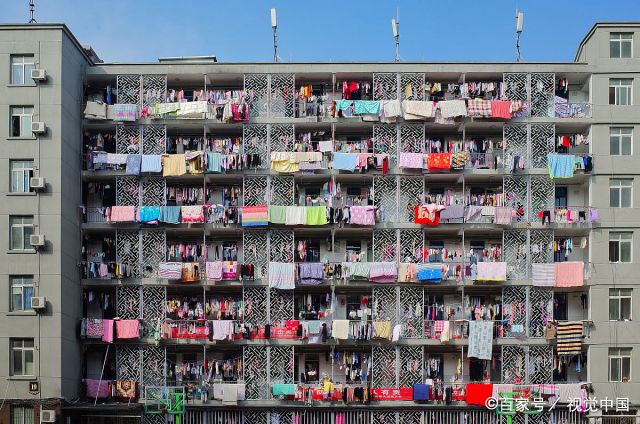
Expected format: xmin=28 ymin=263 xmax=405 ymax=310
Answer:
xmin=556 ymin=321 xmax=583 ymax=356
xmin=532 ymin=263 xmax=555 ymax=286
xmin=241 ymin=205 xmax=268 ymax=227
xmin=158 ymin=262 xmax=183 ymax=280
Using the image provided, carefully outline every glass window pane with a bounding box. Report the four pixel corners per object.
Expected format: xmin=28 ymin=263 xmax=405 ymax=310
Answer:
xmin=610 ymin=298 xmax=620 ymax=320
xmin=11 ymin=226 xmax=22 ymax=250
xmin=610 ymin=136 xmax=620 ymax=155
xmin=622 ymin=137 xmax=632 ymax=155
xmin=622 ymin=41 xmax=632 ymax=58
xmin=610 ymin=188 xmax=620 ymax=207
xmin=610 ymin=357 xmax=621 ymax=381
xmin=611 ymin=41 xmax=621 ymax=58
xmin=610 ymin=241 xmax=619 ymax=262
xmin=610 ymin=86 xmax=616 ymax=104
xmin=11 ymin=65 xmax=23 ymax=85
xmin=12 ymin=350 xmax=22 ymax=375
xmin=24 ymin=226 xmax=33 ymax=248
xmin=622 ymin=187 xmax=632 ymax=208
xmin=24 ymin=350 xmax=33 ymax=375
xmin=23 ymin=339 xmax=33 ymax=348
xmin=23 ymin=287 xmax=33 ymax=310
xmin=11 ymin=116 xmax=20 ymax=137
xmin=12 ymin=292 xmax=22 ymax=311
xmin=621 ymin=241 xmax=632 ymax=263
xmin=621 ymin=298 xmax=632 ymax=320
xmin=21 ymin=115 xmax=32 ymax=137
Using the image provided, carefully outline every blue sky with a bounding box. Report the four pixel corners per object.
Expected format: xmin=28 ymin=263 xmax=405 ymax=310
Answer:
xmin=3 ymin=0 xmax=639 ymax=63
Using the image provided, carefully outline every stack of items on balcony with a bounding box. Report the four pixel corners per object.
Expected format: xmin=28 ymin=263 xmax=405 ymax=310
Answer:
xmin=270 ymin=151 xmax=324 ymax=173
xmin=531 ymin=261 xmax=584 ymax=287
xmin=331 ymin=152 xmax=389 ymax=173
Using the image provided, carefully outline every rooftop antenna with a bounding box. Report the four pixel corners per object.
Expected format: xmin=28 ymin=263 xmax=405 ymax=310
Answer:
xmin=516 ymin=10 xmax=524 ymax=62
xmin=271 ymin=8 xmax=278 ymax=63
xmin=391 ymin=8 xmax=400 ymax=62
xmin=28 ymin=0 xmax=37 ymax=23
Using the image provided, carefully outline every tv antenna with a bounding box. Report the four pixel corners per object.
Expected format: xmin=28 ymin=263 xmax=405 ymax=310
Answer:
xmin=516 ymin=10 xmax=524 ymax=62
xmin=29 ymin=0 xmax=37 ymax=23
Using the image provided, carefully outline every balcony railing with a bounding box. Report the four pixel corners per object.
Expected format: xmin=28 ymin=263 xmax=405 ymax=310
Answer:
xmin=555 ymin=102 xmax=592 ymax=119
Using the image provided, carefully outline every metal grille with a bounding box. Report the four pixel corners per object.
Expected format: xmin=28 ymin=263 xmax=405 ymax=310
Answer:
xmin=244 ymin=176 xmax=268 ymax=206
xmin=503 ymin=123 xmax=528 ymax=171
xmin=244 ymin=74 xmax=269 ymax=117
xmin=504 ymin=230 xmax=527 ymax=280
xmin=373 ymin=73 xmax=398 ymax=100
xmin=243 ymin=230 xmax=268 ymax=279
xmin=503 ymin=73 xmax=529 ymax=103
xmin=530 ymin=229 xmax=553 ymax=265
xmin=400 ymin=73 xmax=425 ymax=100
xmin=502 ymin=345 xmax=526 ymax=384
xmin=373 ymin=175 xmax=397 ymax=223
xmin=141 ymin=74 xmax=167 ymax=107
xmin=398 ymin=176 xmax=424 ymax=222
xmin=269 ymin=175 xmax=294 ymax=206
xmin=269 ymin=346 xmax=294 ymax=385
xmin=244 ymin=346 xmax=269 ymax=399
xmin=141 ymin=177 xmax=166 ymax=206
xmin=400 ymin=123 xmax=425 ymax=153
xmin=529 ymin=345 xmax=553 ymax=384
xmin=269 ymin=123 xmax=295 ymax=152
xmin=399 ymin=229 xmax=424 ymax=263
xmin=116 ymin=230 xmax=140 ymax=277
xmin=116 ymin=125 xmax=142 ymax=154
xmin=529 ymin=287 xmax=553 ymax=339
xmin=269 ymin=289 xmax=293 ymax=321
xmin=530 ymin=73 xmax=555 ymax=117
xmin=399 ymin=411 xmax=423 ymax=424
xmin=373 ymin=286 xmax=397 ymax=324
xmin=373 ymin=229 xmax=397 ymax=262
xmin=116 ymin=176 xmax=140 ymax=206
xmin=530 ymin=176 xmax=554 ymax=222
xmin=270 ymin=73 xmax=295 ymax=117
xmin=142 ymin=415 xmax=165 ymax=424
xmin=244 ymin=410 xmax=268 ymax=424
xmin=243 ymin=124 xmax=269 ymax=167
xmin=504 ymin=175 xmax=528 ymax=223
xmin=244 ymin=286 xmax=268 ymax=325
xmin=530 ymin=123 xmax=555 ymax=169
xmin=372 ymin=345 xmax=397 ymax=388
xmin=269 ymin=230 xmax=294 ymax=263
xmin=117 ymin=74 xmax=141 ymax=105
xmin=116 ymin=345 xmax=141 ymax=382
xmin=141 ymin=230 xmax=166 ymax=278
xmin=400 ymin=287 xmax=423 ymax=337
xmin=142 ymin=346 xmax=166 ymax=387
xmin=372 ymin=412 xmax=397 ymax=424
xmin=142 ymin=286 xmax=166 ymax=331
xmin=183 ymin=410 xmax=244 ymax=424
xmin=503 ymin=286 xmax=527 ymax=337
xmin=373 ymin=124 xmax=398 ymax=165
xmin=141 ymin=124 xmax=166 ymax=155
xmin=117 ymin=285 xmax=141 ymax=319
xmin=399 ymin=346 xmax=423 ymax=386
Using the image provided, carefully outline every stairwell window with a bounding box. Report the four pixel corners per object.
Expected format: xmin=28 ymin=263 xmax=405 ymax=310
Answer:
xmin=610 ymin=127 xmax=633 ymax=155
xmin=609 ymin=348 xmax=631 ymax=382
xmin=11 ymin=406 xmax=34 ymax=424
xmin=610 ymin=33 xmax=633 ymax=58
xmin=10 ymin=55 xmax=35 ymax=85
xmin=609 ymin=288 xmax=632 ymax=321
xmin=610 ymin=179 xmax=633 ymax=208
xmin=609 ymin=79 xmax=633 ymax=105
xmin=609 ymin=232 xmax=633 ymax=263
xmin=10 ymin=106 xmax=34 ymax=137
xmin=9 ymin=338 xmax=34 ymax=376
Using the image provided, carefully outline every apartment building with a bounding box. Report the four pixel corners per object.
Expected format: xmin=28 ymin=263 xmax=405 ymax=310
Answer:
xmin=0 ymin=21 xmax=638 ymax=424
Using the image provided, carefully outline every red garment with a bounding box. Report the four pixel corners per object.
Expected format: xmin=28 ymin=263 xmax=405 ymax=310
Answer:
xmin=562 ymin=135 xmax=570 ymax=147
xmin=382 ymin=157 xmax=388 ymax=175
xmin=427 ymin=153 xmax=452 ymax=171
xmin=414 ymin=206 xmax=441 ymax=226
xmin=490 ymin=101 xmax=512 ymax=119
xmin=465 ymin=383 xmax=493 ymax=406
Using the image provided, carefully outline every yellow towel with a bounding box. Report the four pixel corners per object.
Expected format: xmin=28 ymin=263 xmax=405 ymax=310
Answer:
xmin=373 ymin=320 xmax=391 ymax=339
xmin=162 ymin=154 xmax=186 ymax=176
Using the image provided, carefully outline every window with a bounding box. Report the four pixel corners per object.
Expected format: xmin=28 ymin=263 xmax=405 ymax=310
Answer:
xmin=610 ymin=288 xmax=632 ymax=321
xmin=11 ymin=406 xmax=34 ymax=424
xmin=10 ymin=106 xmax=34 ymax=137
xmin=609 ymin=348 xmax=631 ymax=382
xmin=554 ymin=293 xmax=568 ymax=321
xmin=10 ymin=55 xmax=35 ymax=85
xmin=9 ymin=160 xmax=33 ymax=193
xmin=9 ymin=216 xmax=34 ymax=251
xmin=609 ymin=79 xmax=633 ymax=105
xmin=610 ymin=232 xmax=633 ymax=263
xmin=555 ymin=186 xmax=568 ymax=208
xmin=610 ymin=179 xmax=633 ymax=208
xmin=10 ymin=276 xmax=34 ymax=312
xmin=610 ymin=127 xmax=633 ymax=155
xmin=610 ymin=33 xmax=633 ymax=58
xmin=10 ymin=338 xmax=34 ymax=376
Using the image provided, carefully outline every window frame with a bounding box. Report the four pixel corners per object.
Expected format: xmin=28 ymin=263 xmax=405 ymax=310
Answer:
xmin=608 ymin=347 xmax=632 ymax=382
xmin=9 ymin=215 xmax=34 ymax=251
xmin=609 ymin=178 xmax=633 ymax=208
xmin=609 ymin=288 xmax=633 ymax=321
xmin=9 ymin=276 xmax=34 ymax=312
xmin=9 ymin=106 xmax=34 ymax=138
xmin=610 ymin=33 xmax=633 ymax=58
xmin=11 ymin=405 xmax=34 ymax=424
xmin=610 ymin=127 xmax=633 ymax=156
xmin=9 ymin=338 xmax=34 ymax=377
xmin=609 ymin=79 xmax=633 ymax=106
xmin=9 ymin=54 xmax=35 ymax=86
xmin=9 ymin=160 xmax=34 ymax=193
xmin=609 ymin=231 xmax=633 ymax=263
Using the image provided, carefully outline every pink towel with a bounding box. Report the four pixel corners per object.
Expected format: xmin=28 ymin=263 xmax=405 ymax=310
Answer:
xmin=102 ymin=319 xmax=114 ymax=343
xmin=398 ymin=152 xmax=425 ymax=169
xmin=108 ymin=206 xmax=136 ymax=222
xmin=555 ymin=261 xmax=584 ymax=287
xmin=349 ymin=206 xmax=376 ymax=225
xmin=86 ymin=379 xmax=111 ymax=398
xmin=206 ymin=261 xmax=223 ymax=281
xmin=476 ymin=262 xmax=507 ymax=281
xmin=181 ymin=205 xmax=204 ymax=223
xmin=115 ymin=320 xmax=140 ymax=339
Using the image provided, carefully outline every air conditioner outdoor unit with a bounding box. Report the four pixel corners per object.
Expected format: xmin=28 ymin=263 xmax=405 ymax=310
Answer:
xmin=40 ymin=409 xmax=56 ymax=423
xmin=31 ymin=297 xmax=46 ymax=310
xmin=31 ymin=122 xmax=46 ymax=134
xmin=30 ymin=177 xmax=46 ymax=190
xmin=31 ymin=69 xmax=47 ymax=81
xmin=30 ymin=234 xmax=46 ymax=247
